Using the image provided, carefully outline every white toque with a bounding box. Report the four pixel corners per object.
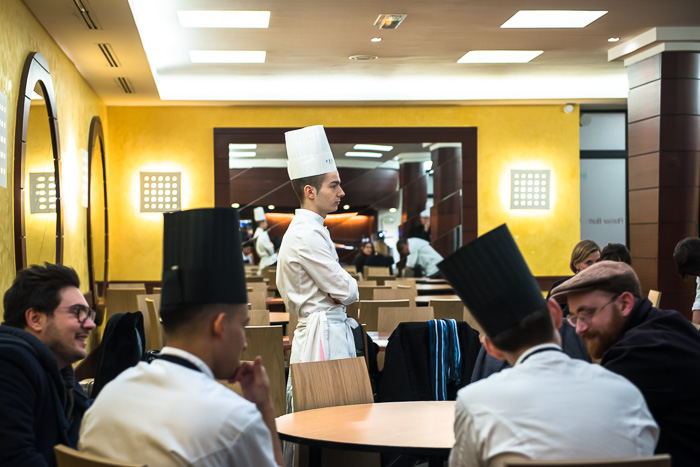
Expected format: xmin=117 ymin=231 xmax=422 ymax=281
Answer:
xmin=284 ymin=125 xmax=337 ymax=180
xmin=253 ymin=207 xmax=266 ymax=222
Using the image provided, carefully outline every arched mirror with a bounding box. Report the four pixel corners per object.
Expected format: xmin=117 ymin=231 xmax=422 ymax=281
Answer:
xmin=86 ymin=116 xmax=108 ymax=323
xmin=14 ymin=52 xmax=63 ymax=272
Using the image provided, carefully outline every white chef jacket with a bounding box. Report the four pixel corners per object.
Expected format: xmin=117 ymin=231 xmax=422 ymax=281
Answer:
xmin=406 ymin=237 xmax=443 ymax=277
xmin=79 ymin=347 xmax=278 ymax=467
xmin=449 ymin=344 xmax=659 ymax=467
xmin=693 ymin=277 xmax=700 ymax=311
xmin=254 ymin=227 xmax=278 ymax=273
xmin=276 ymin=209 xmax=359 ymax=365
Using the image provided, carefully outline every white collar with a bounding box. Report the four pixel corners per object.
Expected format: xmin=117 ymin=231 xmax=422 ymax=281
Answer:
xmin=159 ymin=346 xmax=214 ymax=379
xmin=295 ymin=208 xmax=325 ymax=226
xmin=514 ymin=343 xmax=562 ymax=366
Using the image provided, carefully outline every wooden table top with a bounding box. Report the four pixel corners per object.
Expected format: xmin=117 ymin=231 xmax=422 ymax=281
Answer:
xmin=269 ymin=312 xmax=289 ymax=324
xmin=276 ymin=401 xmax=455 ymax=455
xmin=416 ymin=294 xmax=460 ymax=306
xmin=416 ymin=283 xmax=454 ymax=294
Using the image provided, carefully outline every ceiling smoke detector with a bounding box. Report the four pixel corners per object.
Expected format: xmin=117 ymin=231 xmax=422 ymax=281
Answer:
xmin=374 ymin=14 xmax=407 ymax=30
xmin=349 ymin=55 xmax=378 ymax=61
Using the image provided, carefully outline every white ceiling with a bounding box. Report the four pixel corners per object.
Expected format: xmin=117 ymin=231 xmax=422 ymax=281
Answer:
xmin=21 ymin=0 xmax=700 ymax=106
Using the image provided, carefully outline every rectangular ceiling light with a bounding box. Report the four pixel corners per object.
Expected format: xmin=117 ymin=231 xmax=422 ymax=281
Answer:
xmin=190 ymin=50 xmax=266 ymax=63
xmin=229 ymin=143 xmax=258 ymax=150
xmin=353 ymin=144 xmax=393 ymax=151
xmin=345 ymin=151 xmax=383 ymax=158
xmin=177 ymin=10 xmax=270 ymax=28
xmin=458 ymin=50 xmax=543 ymax=64
xmin=229 ymin=151 xmax=257 ymax=158
xmin=501 ymin=10 xmax=607 ymax=28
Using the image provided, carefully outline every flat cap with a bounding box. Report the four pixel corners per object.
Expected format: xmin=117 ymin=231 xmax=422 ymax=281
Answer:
xmin=550 ymin=260 xmax=642 ymax=300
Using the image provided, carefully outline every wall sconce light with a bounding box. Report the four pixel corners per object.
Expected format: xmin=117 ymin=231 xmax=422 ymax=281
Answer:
xmin=30 ymin=172 xmax=57 ymax=213
xmin=141 ymin=172 xmax=181 ymax=213
xmin=511 ymin=169 xmax=550 ymax=209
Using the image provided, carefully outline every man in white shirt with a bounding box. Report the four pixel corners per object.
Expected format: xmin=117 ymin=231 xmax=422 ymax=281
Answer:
xmin=277 ymin=125 xmax=359 ymax=367
xmin=397 ymin=236 xmax=443 ymax=278
xmin=673 ymin=237 xmax=700 ymax=324
xmin=254 ymin=207 xmax=278 ymax=273
xmin=79 ymin=208 xmax=284 ymax=467
xmin=439 ymin=224 xmax=658 ymax=467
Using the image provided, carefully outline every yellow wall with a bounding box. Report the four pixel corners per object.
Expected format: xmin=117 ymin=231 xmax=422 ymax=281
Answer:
xmin=0 ymin=0 xmax=108 ymax=298
xmin=107 ymin=105 xmax=580 ymax=280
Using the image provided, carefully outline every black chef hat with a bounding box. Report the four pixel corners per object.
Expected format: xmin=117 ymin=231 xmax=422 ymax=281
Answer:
xmin=437 ymin=224 xmax=545 ymax=338
xmin=160 ymin=208 xmax=247 ymax=319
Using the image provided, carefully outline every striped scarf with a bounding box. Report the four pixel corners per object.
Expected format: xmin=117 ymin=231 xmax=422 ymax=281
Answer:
xmin=428 ymin=319 xmax=462 ymax=400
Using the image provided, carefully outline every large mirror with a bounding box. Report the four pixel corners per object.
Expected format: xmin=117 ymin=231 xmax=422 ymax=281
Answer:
xmin=14 ymin=52 xmax=63 ymax=272
xmin=87 ymin=116 xmax=108 ymax=323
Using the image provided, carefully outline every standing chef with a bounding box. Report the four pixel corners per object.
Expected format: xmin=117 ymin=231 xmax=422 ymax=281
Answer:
xmin=276 ymin=124 xmax=359 ymax=377
xmin=253 ymin=207 xmax=277 ymax=273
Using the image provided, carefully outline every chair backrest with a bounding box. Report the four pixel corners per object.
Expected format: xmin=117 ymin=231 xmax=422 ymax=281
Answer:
xmin=260 ymin=267 xmax=276 ymax=287
xmin=221 ymin=325 xmax=286 ymax=416
xmin=54 ymin=445 xmax=145 ymax=467
xmin=107 ymin=283 xmax=146 ymax=289
xmin=385 ymin=279 xmax=418 ymax=295
xmin=648 ymin=289 xmax=662 ymax=307
xmin=152 ymin=287 xmax=161 ymax=294
xmin=245 ymin=275 xmax=267 ymax=283
xmin=366 ymin=275 xmax=395 ymax=286
xmin=291 ymin=357 xmax=373 ymax=412
xmin=342 ymin=264 xmax=357 ymax=274
xmin=105 ymin=287 xmax=146 ymax=323
xmin=143 ymin=297 xmax=163 ymax=351
xmin=503 ymin=454 xmax=672 ymax=467
xmin=359 ymin=285 xmax=390 ymax=301
xmin=248 ymin=309 xmax=271 ymax=326
xmin=357 ymin=280 xmax=377 ymax=287
xmin=377 ymin=306 xmax=434 ymax=332
xmin=429 ymin=299 xmax=464 ymax=322
xmin=247 ymin=290 xmax=268 ymax=310
xmin=364 ymin=265 xmax=390 ymax=277
xmin=358 ymin=299 xmax=411 ymax=332
xmin=345 ymin=301 xmax=360 ymax=321
xmin=373 ymin=287 xmax=416 ymax=306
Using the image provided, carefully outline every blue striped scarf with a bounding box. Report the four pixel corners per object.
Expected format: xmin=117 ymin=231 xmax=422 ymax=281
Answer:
xmin=428 ymin=319 xmax=462 ymax=400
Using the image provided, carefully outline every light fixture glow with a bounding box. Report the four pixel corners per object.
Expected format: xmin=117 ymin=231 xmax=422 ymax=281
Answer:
xmin=370 ymin=37 xmax=382 ymax=43
xmin=229 ymin=144 xmax=258 ymax=150
xmin=608 ymin=37 xmax=620 ymax=42
xmin=345 ymin=151 xmax=383 ymax=158
xmin=389 ymin=207 xmax=397 ymax=213
xmin=232 ymin=203 xmax=240 ymax=208
xmin=353 ymin=144 xmax=393 ymax=151
xmin=458 ymin=50 xmax=543 ymax=64
xmin=267 ymin=205 xmax=275 ymax=210
xmin=343 ymin=204 xmax=350 ymax=210
xmin=190 ymin=50 xmax=266 ymax=64
xmin=177 ymin=10 xmax=270 ymax=28
xmin=501 ymin=10 xmax=607 ymax=29
xmin=228 ymin=151 xmax=257 ymax=158
xmin=423 ymin=160 xmax=433 ymax=171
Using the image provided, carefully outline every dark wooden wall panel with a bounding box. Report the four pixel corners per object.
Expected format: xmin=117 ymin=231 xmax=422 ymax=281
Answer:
xmin=628 ymin=153 xmax=659 ymax=190
xmin=661 ymin=79 xmax=700 ymax=115
xmin=628 ymin=117 xmax=660 ymax=156
xmin=629 ymin=223 xmax=658 ymax=259
xmin=432 ymin=147 xmax=462 ymax=200
xmin=661 ymin=52 xmax=700 ymax=79
xmin=658 ymin=151 xmax=700 ymax=187
xmin=628 ymin=54 xmax=661 ymax=89
xmin=628 ymin=80 xmax=660 ymax=123
xmin=628 ymin=189 xmax=659 ymax=224
xmin=431 ymin=146 xmax=463 ymax=258
xmin=658 ymin=187 xmax=699 ymax=223
xmin=399 ymin=162 xmax=427 ymax=237
xmin=659 ymin=115 xmax=700 ymax=151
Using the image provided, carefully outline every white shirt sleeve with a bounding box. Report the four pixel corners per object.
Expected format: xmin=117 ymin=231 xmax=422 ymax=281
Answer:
xmin=693 ymin=277 xmax=700 ymax=311
xmin=449 ymin=397 xmax=483 ymax=467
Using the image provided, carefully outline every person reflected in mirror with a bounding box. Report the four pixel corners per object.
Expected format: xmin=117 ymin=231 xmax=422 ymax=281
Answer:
xmin=397 ymin=237 xmax=443 ymax=279
xmin=253 ymin=207 xmax=278 ymax=274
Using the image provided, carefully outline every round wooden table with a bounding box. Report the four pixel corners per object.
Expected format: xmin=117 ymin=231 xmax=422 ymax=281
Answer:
xmin=276 ymin=401 xmax=455 ymax=466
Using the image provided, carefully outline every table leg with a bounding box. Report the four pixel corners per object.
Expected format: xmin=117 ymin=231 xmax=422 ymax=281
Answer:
xmin=428 ymin=454 xmax=446 ymax=467
xmin=309 ymin=445 xmax=321 ymax=467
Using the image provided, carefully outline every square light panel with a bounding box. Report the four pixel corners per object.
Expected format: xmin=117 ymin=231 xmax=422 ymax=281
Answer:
xmin=141 ymin=172 xmax=181 ymax=213
xmin=501 ymin=10 xmax=607 ymax=28
xmin=354 ymin=144 xmax=393 ymax=151
xmin=511 ymin=169 xmax=550 ymax=209
xmin=189 ymin=50 xmax=266 ymax=64
xmin=458 ymin=50 xmax=543 ymax=64
xmin=30 ymin=173 xmax=57 ymax=214
xmin=177 ymin=10 xmax=270 ymax=28
xmin=345 ymin=152 xmax=383 ymax=158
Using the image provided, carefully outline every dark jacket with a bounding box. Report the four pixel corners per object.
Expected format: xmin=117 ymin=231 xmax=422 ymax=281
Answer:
xmin=0 ymin=325 xmax=90 ymax=467
xmin=602 ymin=299 xmax=700 ymax=466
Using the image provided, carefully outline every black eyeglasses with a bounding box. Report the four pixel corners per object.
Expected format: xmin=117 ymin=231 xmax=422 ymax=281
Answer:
xmin=55 ymin=305 xmax=96 ymax=325
xmin=567 ymin=294 xmax=619 ymax=327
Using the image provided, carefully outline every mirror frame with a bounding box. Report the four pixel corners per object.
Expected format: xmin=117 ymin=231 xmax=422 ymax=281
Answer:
xmin=86 ymin=116 xmax=109 ymax=314
xmin=13 ymin=52 xmax=63 ymax=272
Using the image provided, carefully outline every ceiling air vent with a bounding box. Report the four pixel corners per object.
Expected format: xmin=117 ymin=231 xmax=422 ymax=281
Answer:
xmin=116 ymin=77 xmax=133 ymax=94
xmin=374 ymin=14 xmax=407 ymax=30
xmin=98 ymin=43 xmax=120 ymax=67
xmin=72 ymin=0 xmax=101 ymax=30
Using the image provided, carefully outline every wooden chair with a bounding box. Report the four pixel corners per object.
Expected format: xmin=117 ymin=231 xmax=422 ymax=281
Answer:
xmin=107 ymin=283 xmax=146 ymax=289
xmin=248 ymin=309 xmax=271 ymax=326
xmin=345 ymin=301 xmax=360 ymax=321
xmin=136 ymin=294 xmax=162 ymax=351
xmin=105 ymin=287 xmax=146 ymax=322
xmin=152 ymin=287 xmax=161 ymax=294
xmin=247 ymin=281 xmax=269 ymax=298
xmin=377 ymin=306 xmax=434 ymax=333
xmin=54 ymin=444 xmax=145 ymax=467
xmin=342 ymin=265 xmax=357 ymax=274
xmin=221 ymin=325 xmax=286 ymax=417
xmin=648 ymin=289 xmax=661 ymax=307
xmin=430 ymin=298 xmax=464 ymax=322
xmin=385 ymin=279 xmax=418 ymax=296
xmin=290 ymin=357 xmax=379 ymax=467
xmin=358 ymin=299 xmax=410 ymax=332
xmin=359 ymin=285 xmax=390 ymax=301
xmin=366 ymin=275 xmax=395 ymax=286
xmin=502 ymin=454 xmax=671 ymax=467
xmin=357 ymin=280 xmax=377 ymax=287
xmin=261 ymin=267 xmax=277 ymax=291
xmin=247 ymin=290 xmax=268 ymax=311
xmin=373 ymin=287 xmax=416 ymax=306
xmin=245 ymin=275 xmax=267 ymax=283
xmin=364 ymin=266 xmax=390 ymax=277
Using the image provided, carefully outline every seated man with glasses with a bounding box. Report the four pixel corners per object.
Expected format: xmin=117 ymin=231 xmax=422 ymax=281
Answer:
xmin=552 ymin=261 xmax=700 ymax=467
xmin=440 ymin=226 xmax=658 ymax=467
xmin=0 ymin=263 xmax=96 ymax=466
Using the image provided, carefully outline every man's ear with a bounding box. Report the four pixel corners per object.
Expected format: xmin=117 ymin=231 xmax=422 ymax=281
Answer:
xmin=483 ymin=336 xmax=506 ymax=360
xmin=303 ymin=184 xmax=315 ymax=201
xmin=211 ymin=312 xmax=227 ymax=339
xmin=547 ymin=298 xmax=563 ymax=329
xmin=620 ymin=291 xmax=636 ymax=318
xmin=24 ymin=308 xmax=45 ymax=333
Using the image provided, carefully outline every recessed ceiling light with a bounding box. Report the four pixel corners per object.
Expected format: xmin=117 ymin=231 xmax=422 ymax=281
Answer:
xmin=608 ymin=37 xmax=620 ymax=42
xmin=231 ymin=203 xmax=240 ymax=208
xmin=177 ymin=10 xmax=270 ymax=28
xmin=267 ymin=205 xmax=275 ymax=210
xmin=389 ymin=208 xmax=397 ymax=213
xmin=374 ymin=14 xmax=407 ymax=30
xmin=349 ymin=55 xmax=378 ymax=61
xmin=345 ymin=151 xmax=383 ymax=158
xmin=370 ymin=38 xmax=382 ymax=43
xmin=229 ymin=143 xmax=258 ymax=150
xmin=343 ymin=204 xmax=350 ymax=210
xmin=354 ymin=144 xmax=393 ymax=151
xmin=190 ymin=50 xmax=266 ymax=63
xmin=457 ymin=50 xmax=543 ymax=64
xmin=501 ymin=10 xmax=607 ymax=28
xmin=229 ymin=151 xmax=256 ymax=158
